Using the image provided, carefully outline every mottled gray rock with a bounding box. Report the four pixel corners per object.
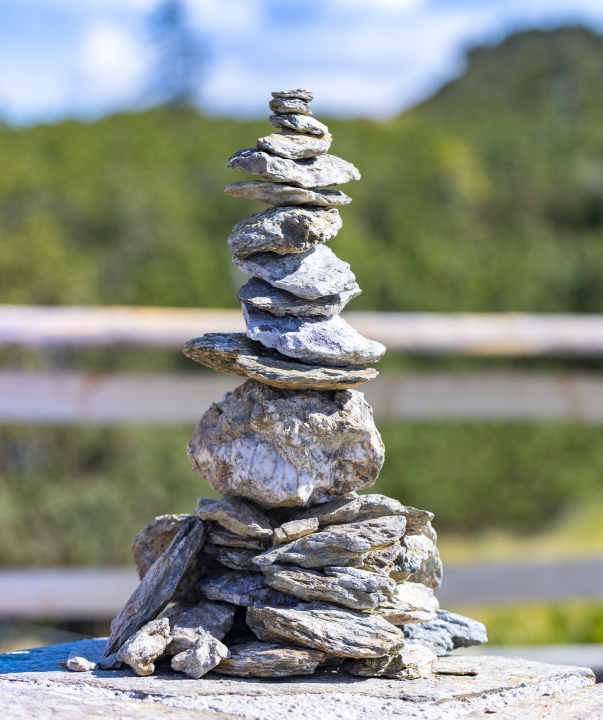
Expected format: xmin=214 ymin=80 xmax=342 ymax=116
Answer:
xmin=227 ymin=149 xmax=359 ymax=188
xmin=171 ymin=634 xmax=229 ymax=679
xmin=116 ymin=618 xmax=171 ymax=677
xmin=348 ymin=642 xmax=437 ymax=680
xmin=269 ymin=98 xmax=312 ymax=115
xmin=263 ymin=565 xmax=396 ymax=610
xmin=253 ymin=517 xmax=406 ymax=569
xmin=390 ymin=534 xmax=437 ymax=582
xmin=195 ymin=497 xmax=272 ymax=539
xmin=197 ymin=571 xmax=296 ymax=608
xmin=188 ymin=380 xmax=385 ymax=507
xmin=377 ymin=581 xmax=439 ymax=625
xmin=238 ymin=277 xmax=360 ymax=317
xmin=165 ymin=601 xmax=235 ymax=654
xmin=358 ymin=541 xmax=402 ymax=576
xmin=272 ymin=519 xmax=318 ymax=546
xmin=58 ymin=653 xmax=96 ymax=672
xmin=293 ymin=494 xmax=425 ymax=528
xmin=272 ymin=88 xmax=314 ymax=101
xmin=131 ymin=514 xmax=192 ymax=580
xmin=215 ymin=641 xmax=326 ymax=678
xmin=404 ymin=610 xmax=488 ymax=655
xmin=257 ymin=131 xmax=331 ymax=159
xmin=183 ymin=332 xmax=280 ymax=377
xmin=247 ymin=601 xmax=405 ymax=658
xmin=224 ymin=181 xmax=352 ymax=207
xmin=242 ymin=303 xmax=299 ymax=347
xmin=407 ymin=546 xmax=443 ymax=591
xmin=202 ymin=544 xmax=259 ymax=571
xmin=207 ymin=525 xmax=268 ymax=550
xmin=269 ymin=115 xmax=329 ymax=137
xmin=234 ymin=245 xmax=357 ymax=300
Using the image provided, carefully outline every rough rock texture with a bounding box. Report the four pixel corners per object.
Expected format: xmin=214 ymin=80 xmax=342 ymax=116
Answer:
xmin=238 ymin=277 xmax=360 ymax=317
xmin=408 ymin=546 xmax=443 ymax=591
xmin=116 ymin=618 xmax=171 ymax=677
xmin=390 ymin=534 xmax=437 ymax=582
xmin=247 ymin=601 xmax=405 ymax=658
xmin=206 ymin=525 xmax=268 ymax=550
xmin=197 ymin=571 xmax=296 ymax=608
xmin=58 ymin=654 xmax=96 ymax=672
xmin=224 ymin=181 xmax=352 ymax=207
xmin=377 ymin=581 xmax=439 ymax=625
xmin=226 ymin=149 xmax=359 ymax=188
xmin=195 ymin=497 xmax=273 ymax=539
xmin=253 ymin=516 xmax=406 ymax=569
xmin=359 ymin=542 xmax=403 ymax=576
xmin=348 ymin=642 xmax=437 ymax=680
xmin=187 ymin=380 xmax=385 ymax=507
xmin=257 ymin=131 xmax=331 ymax=159
xmin=183 ymin=332 xmax=280 ymax=377
xmin=215 ymin=641 xmax=326 ymax=678
xmin=404 ymin=610 xmax=488 ymax=655
xmin=165 ymin=602 xmax=235 ymax=654
xmin=234 ymin=244 xmax=358 ymax=300
xmin=269 ymin=114 xmax=329 ymax=137
xmin=272 ymin=88 xmax=314 ymax=101
xmin=131 ymin=514 xmax=191 ymax=579
xmin=202 ymin=544 xmax=259 ymax=570
xmin=263 ymin=565 xmax=396 ymax=610
xmin=269 ymin=98 xmax=312 ymax=115
xmin=293 ymin=494 xmax=417 ymax=527
xmin=228 ymin=206 xmax=341 ymax=259
xmin=272 ymin=519 xmax=319 ymax=546
xmin=171 ymin=635 xmax=230 ymax=679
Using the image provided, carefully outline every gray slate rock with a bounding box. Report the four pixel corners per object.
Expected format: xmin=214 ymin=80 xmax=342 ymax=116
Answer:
xmin=215 ymin=641 xmax=326 ymax=678
xmin=197 ymin=570 xmax=296 ymax=608
xmin=269 ymin=115 xmax=328 ymax=137
xmin=272 ymin=88 xmax=314 ymax=101
xmin=257 ymin=131 xmax=331 ymax=159
xmin=247 ymin=601 xmax=405 ymax=658
xmin=390 ymin=534 xmax=437 ymax=582
xmin=171 ymin=634 xmax=230 ymax=679
xmin=228 ymin=206 xmax=341 ymax=259
xmin=131 ymin=514 xmax=192 ymax=580
xmin=253 ymin=516 xmax=407 ymax=569
xmin=224 ymin=181 xmax=352 ymax=207
xmin=403 ymin=609 xmax=488 ymax=655
xmin=263 ymin=565 xmax=396 ymax=610
xmin=116 ymin=618 xmax=171 ymax=677
xmin=357 ymin=541 xmax=402 ymax=576
xmin=377 ymin=581 xmax=439 ymax=625
xmin=269 ymin=98 xmax=312 ymax=115
xmin=165 ymin=601 xmax=235 ymax=655
xmin=348 ymin=642 xmax=437 ymax=680
xmin=293 ymin=494 xmax=424 ymax=528
xmin=202 ymin=543 xmax=259 ymax=571
xmin=407 ymin=546 xmax=443 ymax=591
xmin=58 ymin=653 xmax=96 ymax=672
xmin=195 ymin=497 xmax=273 ymax=539
xmin=234 ymin=244 xmax=358 ymax=300
xmin=184 ymin=332 xmax=285 ymax=377
xmin=207 ymin=525 xmax=269 ymax=550
xmin=188 ymin=380 xmax=385 ymax=507
xmin=227 ymin=149 xmax=359 ymax=188
xmin=272 ymin=519 xmax=319 ymax=546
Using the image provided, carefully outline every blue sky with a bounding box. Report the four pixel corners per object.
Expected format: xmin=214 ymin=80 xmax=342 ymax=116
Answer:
xmin=1 ymin=0 xmax=603 ymax=124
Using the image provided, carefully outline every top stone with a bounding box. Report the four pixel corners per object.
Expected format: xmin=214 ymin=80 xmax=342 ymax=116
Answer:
xmin=272 ymin=89 xmax=314 ymax=101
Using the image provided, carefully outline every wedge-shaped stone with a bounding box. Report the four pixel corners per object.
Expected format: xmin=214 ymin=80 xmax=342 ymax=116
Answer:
xmin=171 ymin=634 xmax=229 ymax=679
xmin=58 ymin=653 xmax=96 ymax=672
xmin=197 ymin=570 xmax=296 ymax=608
xmin=224 ymin=181 xmax=352 ymax=207
xmin=257 ymin=131 xmax=331 ymax=159
xmin=253 ymin=517 xmax=407 ymax=569
xmin=215 ymin=641 xmax=325 ymax=677
xmin=202 ymin=543 xmax=259 ymax=571
xmin=348 ymin=642 xmax=436 ymax=680
xmin=234 ymin=245 xmax=357 ymax=300
xmin=269 ymin=98 xmax=312 ymax=115
xmin=269 ymin=115 xmax=328 ymax=136
xmin=184 ymin=332 xmax=284 ymax=376
xmin=188 ymin=380 xmax=385 ymax=507
xmin=247 ymin=601 xmax=405 ymax=658
xmin=377 ymin=581 xmax=439 ymax=625
xmin=116 ymin=618 xmax=171 ymax=677
xmin=207 ymin=525 xmax=268 ymax=550
xmin=272 ymin=88 xmax=313 ymax=101
xmin=272 ymin=519 xmax=319 ymax=546
xmin=263 ymin=565 xmax=396 ymax=610
xmin=238 ymin=277 xmax=360 ymax=317
xmin=390 ymin=534 xmax=437 ymax=582
xmin=131 ymin=514 xmax=191 ymax=579
xmin=228 ymin=206 xmax=341 ymax=259
xmin=403 ymin=609 xmax=488 ymax=655
xmin=165 ymin=601 xmax=235 ymax=655
xmin=227 ymin=149 xmax=359 ymax=188
xmin=195 ymin=497 xmax=273 ymax=539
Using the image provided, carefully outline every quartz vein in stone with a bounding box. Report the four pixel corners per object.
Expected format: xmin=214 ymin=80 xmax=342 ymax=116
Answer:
xmin=224 ymin=182 xmax=352 ymax=207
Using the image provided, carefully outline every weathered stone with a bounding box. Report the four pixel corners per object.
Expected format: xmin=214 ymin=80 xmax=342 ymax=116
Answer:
xmin=227 ymin=149 xmax=359 ymax=188
xmin=408 ymin=546 xmax=443 ymax=591
xmin=263 ymin=565 xmax=396 ymax=610
xmin=197 ymin=570 xmax=296 ymax=608
xmin=132 ymin=514 xmax=191 ymax=580
xmin=269 ymin=115 xmax=329 ymax=137
xmin=104 ymin=518 xmax=208 ymax=658
xmin=116 ymin=618 xmax=171 ymax=677
xmin=165 ymin=601 xmax=235 ymax=654
xmin=238 ymin=277 xmax=360 ymax=317
xmin=377 ymin=581 xmax=439 ymax=625
xmin=357 ymin=542 xmax=402 ymax=576
xmin=228 ymin=206 xmax=341 ymax=259
xmin=269 ymin=98 xmax=312 ymax=115
xmin=404 ymin=609 xmax=488 ymax=655
xmin=390 ymin=534 xmax=437 ymax=582
xmin=293 ymin=494 xmax=425 ymax=528
xmin=234 ymin=245 xmax=357 ymax=300
xmin=253 ymin=517 xmax=406 ymax=569
xmin=432 ymin=656 xmax=479 ymax=676
xmin=188 ymin=380 xmax=385 ymax=507
xmin=215 ymin=641 xmax=326 ymax=678
xmin=171 ymin=634 xmax=229 ymax=679
xmin=184 ymin=332 xmax=279 ymax=376
xmin=207 ymin=525 xmax=268 ymax=550
xmin=247 ymin=601 xmax=405 ymax=658
xmin=348 ymin=642 xmax=436 ymax=680
xmin=97 ymin=652 xmax=122 ymax=670
xmin=224 ymin=181 xmax=352 ymax=207
xmin=58 ymin=654 xmax=96 ymax=672
xmin=272 ymin=519 xmax=319 ymax=546
xmin=202 ymin=543 xmax=259 ymax=571
xmin=195 ymin=497 xmax=272 ymax=539
xmin=257 ymin=131 xmax=331 ymax=159
xmin=272 ymin=88 xmax=313 ymax=101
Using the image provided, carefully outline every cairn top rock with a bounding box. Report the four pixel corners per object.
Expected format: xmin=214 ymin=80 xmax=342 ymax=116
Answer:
xmin=271 ymin=88 xmax=314 ymax=101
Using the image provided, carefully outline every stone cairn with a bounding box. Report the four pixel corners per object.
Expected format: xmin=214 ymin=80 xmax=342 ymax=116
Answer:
xmin=80 ymin=89 xmax=488 ymax=681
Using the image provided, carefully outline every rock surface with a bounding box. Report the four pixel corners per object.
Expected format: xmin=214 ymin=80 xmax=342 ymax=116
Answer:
xmin=202 ymin=544 xmax=259 ymax=571
xmin=116 ymin=618 xmax=171 ymax=677
xmin=348 ymin=642 xmax=437 ymax=680
xmin=183 ymin=333 xmax=280 ymax=377
xmin=197 ymin=571 xmax=295 ymax=608
xmin=224 ymin=181 xmax=352 ymax=207
xmin=269 ymin=114 xmax=328 ymax=136
xmin=407 ymin=546 xmax=443 ymax=592
xmin=404 ymin=610 xmax=488 ymax=655
xmin=377 ymin=581 xmax=439 ymax=625
xmin=215 ymin=641 xmax=326 ymax=678
xmin=171 ymin=635 xmax=229 ymax=679
xmin=390 ymin=534 xmax=437 ymax=582
xmin=131 ymin=514 xmax=191 ymax=579
xmin=269 ymin=98 xmax=311 ymax=115
xmin=293 ymin=494 xmax=412 ymax=527
xmin=165 ymin=602 xmax=235 ymax=654
xmin=206 ymin=525 xmax=268 ymax=550
xmin=187 ymin=380 xmax=385 ymax=507
xmin=272 ymin=519 xmax=319 ymax=546
xmin=272 ymin=88 xmax=314 ymax=101
xmin=195 ymin=497 xmax=273 ymax=539
xmin=58 ymin=654 xmax=96 ymax=672
xmin=257 ymin=131 xmax=331 ymax=159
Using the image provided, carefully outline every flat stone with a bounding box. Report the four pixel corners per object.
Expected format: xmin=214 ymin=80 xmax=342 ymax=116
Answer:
xmin=390 ymin=534 xmax=437 ymax=582
xmin=228 ymin=206 xmax=341 ymax=259
xmin=132 ymin=514 xmax=192 ymax=579
xmin=269 ymin=98 xmax=312 ymax=115
xmin=224 ymin=181 xmax=352 ymax=207
xmin=263 ymin=565 xmax=396 ymax=610
xmin=187 ymin=380 xmax=385 ymax=507
xmin=348 ymin=642 xmax=437 ymax=680
xmin=195 ymin=497 xmax=273 ymax=539
xmin=253 ymin=517 xmax=406 ymax=569
xmin=269 ymin=115 xmax=329 ymax=137
xmin=234 ymin=245 xmax=358 ymax=300
xmin=116 ymin=618 xmax=171 ymax=677
xmin=165 ymin=601 xmax=235 ymax=654
xmin=171 ymin=635 xmax=229 ymax=679
xmin=215 ymin=641 xmax=326 ymax=678
xmin=358 ymin=542 xmax=402 ymax=576
xmin=238 ymin=277 xmax=360 ymax=317
xmin=207 ymin=525 xmax=268 ymax=550
xmin=247 ymin=601 xmax=405 ymax=658
xmin=432 ymin=656 xmax=480 ymax=676
xmin=272 ymin=519 xmax=319 ymax=546
xmin=197 ymin=571 xmax=296 ymax=608
xmin=184 ymin=332 xmax=287 ymax=376
xmin=404 ymin=610 xmax=488 ymax=656
xmin=227 ymin=149 xmax=359 ymax=188
xmin=272 ymin=89 xmax=314 ymax=101
xmin=257 ymin=131 xmax=331 ymax=159
xmin=202 ymin=544 xmax=259 ymax=571
xmin=377 ymin=581 xmax=439 ymax=625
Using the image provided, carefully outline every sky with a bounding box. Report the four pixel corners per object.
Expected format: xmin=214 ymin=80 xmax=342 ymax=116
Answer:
xmin=1 ymin=0 xmax=603 ymax=124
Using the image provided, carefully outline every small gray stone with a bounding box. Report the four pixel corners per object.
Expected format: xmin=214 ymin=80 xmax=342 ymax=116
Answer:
xmin=195 ymin=497 xmax=273 ymax=539
xmin=377 ymin=581 xmax=439 ymax=625
xmin=272 ymin=88 xmax=314 ymax=101
xmin=207 ymin=525 xmax=269 ymax=550
xmin=403 ymin=609 xmax=488 ymax=655
xmin=171 ymin=634 xmax=230 ymax=679
xmin=247 ymin=601 xmax=405 ymax=658
xmin=228 ymin=206 xmax=341 ymax=259
xmin=272 ymin=519 xmax=319 ymax=546
xmin=215 ymin=641 xmax=326 ymax=678
xmin=269 ymin=115 xmax=328 ymax=137
xmin=234 ymin=245 xmax=358 ymax=300
xmin=116 ymin=618 xmax=171 ymax=677
xmin=202 ymin=543 xmax=259 ymax=571
xmin=348 ymin=642 xmax=436 ymax=680
xmin=58 ymin=654 xmax=96 ymax=672
xmin=227 ymin=149 xmax=359 ymax=188
xmin=293 ymin=494 xmax=415 ymax=527
xmin=390 ymin=534 xmax=437 ymax=582
xmin=224 ymin=181 xmax=352 ymax=207
xmin=257 ymin=130 xmax=331 ymax=159
xmin=197 ymin=570 xmax=296 ymax=608
xmin=269 ymin=98 xmax=312 ymax=115
xmin=165 ymin=601 xmax=235 ymax=654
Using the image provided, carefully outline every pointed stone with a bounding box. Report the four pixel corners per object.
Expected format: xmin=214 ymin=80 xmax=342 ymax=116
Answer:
xmin=269 ymin=115 xmax=328 ymax=136
xmin=272 ymin=519 xmax=319 ymax=546
xmin=377 ymin=581 xmax=439 ymax=625
xmin=257 ymin=131 xmax=331 ymax=159
xmin=269 ymin=98 xmax=312 ymax=115
xmin=403 ymin=609 xmax=488 ymax=655
xmin=116 ymin=618 xmax=171 ymax=677
xmin=195 ymin=497 xmax=273 ymax=539
xmin=272 ymin=89 xmax=313 ymax=101
xmin=165 ymin=601 xmax=235 ymax=655
xmin=348 ymin=642 xmax=436 ymax=680
xmin=197 ymin=570 xmax=296 ymax=608
xmin=215 ymin=641 xmax=326 ymax=678
xmin=171 ymin=634 xmax=230 ymax=679
xmin=224 ymin=182 xmax=352 ymax=207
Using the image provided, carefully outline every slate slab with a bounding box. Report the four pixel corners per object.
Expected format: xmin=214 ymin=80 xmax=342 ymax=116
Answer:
xmin=224 ymin=182 xmax=352 ymax=207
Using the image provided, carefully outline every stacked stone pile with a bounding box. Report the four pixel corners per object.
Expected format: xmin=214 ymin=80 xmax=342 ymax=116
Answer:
xmin=77 ymin=89 xmax=487 ymax=682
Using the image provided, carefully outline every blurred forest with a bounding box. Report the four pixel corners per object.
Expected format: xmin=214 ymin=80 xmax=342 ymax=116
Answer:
xmin=2 ymin=26 xmax=603 ymax=566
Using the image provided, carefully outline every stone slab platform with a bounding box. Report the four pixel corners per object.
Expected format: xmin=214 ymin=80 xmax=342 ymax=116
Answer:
xmin=0 ymin=638 xmax=596 ymax=720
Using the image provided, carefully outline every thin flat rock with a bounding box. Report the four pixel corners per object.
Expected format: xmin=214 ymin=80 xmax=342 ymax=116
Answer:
xmin=226 ymin=149 xmax=359 ymax=188
xmin=348 ymin=642 xmax=437 ymax=680
xmin=269 ymin=98 xmax=312 ymax=115
xmin=272 ymin=88 xmax=314 ymax=101
xmin=257 ymin=131 xmax=331 ymax=159
xmin=197 ymin=571 xmax=296 ymax=608
xmin=183 ymin=332 xmax=282 ymax=376
xmin=215 ymin=641 xmax=326 ymax=678
xmin=269 ymin=115 xmax=328 ymax=137
xmin=202 ymin=544 xmax=259 ymax=571
xmin=272 ymin=519 xmax=319 ymax=546
xmin=404 ymin=609 xmax=488 ymax=655
xmin=195 ymin=497 xmax=273 ymax=539
xmin=132 ymin=514 xmax=192 ymax=579
xmin=224 ymin=181 xmax=352 ymax=207
xmin=377 ymin=581 xmax=439 ymax=625
xmin=207 ymin=525 xmax=268 ymax=550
